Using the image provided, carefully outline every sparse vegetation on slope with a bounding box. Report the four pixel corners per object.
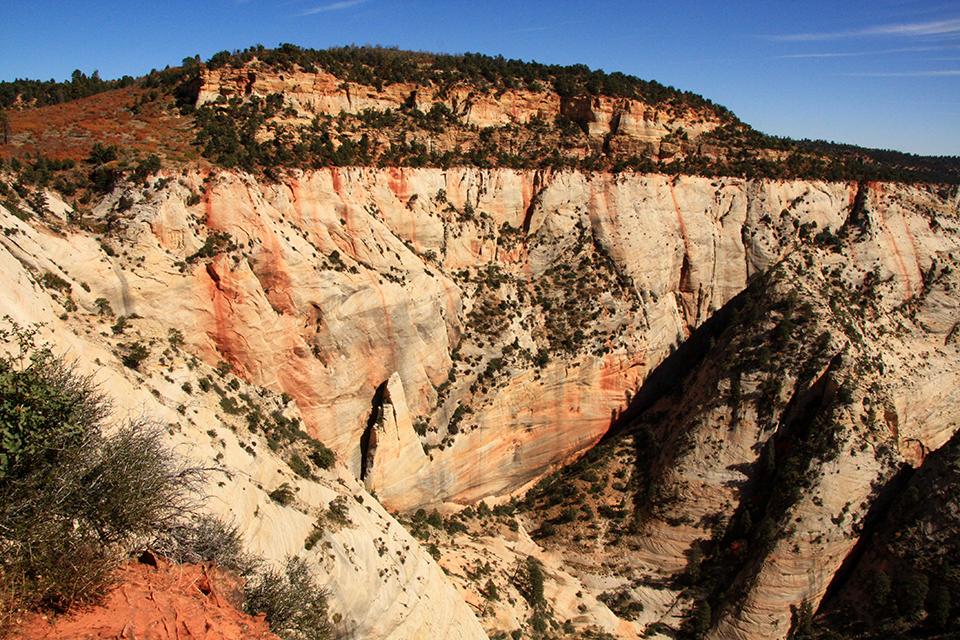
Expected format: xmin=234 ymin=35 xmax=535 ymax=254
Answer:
xmin=2 ymin=45 xmax=958 ymax=185
xmin=0 ymin=319 xmax=202 ymax=625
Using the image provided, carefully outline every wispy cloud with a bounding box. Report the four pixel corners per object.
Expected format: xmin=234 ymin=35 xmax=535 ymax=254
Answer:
xmin=775 ymin=46 xmax=944 ymax=59
xmin=772 ymin=17 xmax=960 ymax=42
xmin=301 ymin=0 xmax=368 ymax=16
xmin=841 ymin=69 xmax=960 ymax=77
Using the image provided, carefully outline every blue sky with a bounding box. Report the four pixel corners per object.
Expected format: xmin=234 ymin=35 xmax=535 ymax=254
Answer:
xmin=2 ymin=0 xmax=958 ymax=156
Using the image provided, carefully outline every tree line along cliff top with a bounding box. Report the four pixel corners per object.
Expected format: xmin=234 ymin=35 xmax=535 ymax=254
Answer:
xmin=1 ymin=44 xmax=958 ymax=188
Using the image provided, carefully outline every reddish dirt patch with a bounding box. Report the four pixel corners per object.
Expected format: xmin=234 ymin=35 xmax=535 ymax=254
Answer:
xmin=9 ymin=555 xmax=278 ymax=640
xmin=3 ymin=87 xmax=198 ymax=165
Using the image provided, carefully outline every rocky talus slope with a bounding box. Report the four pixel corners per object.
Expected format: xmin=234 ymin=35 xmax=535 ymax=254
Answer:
xmin=1 ymin=165 xmax=957 ymax=639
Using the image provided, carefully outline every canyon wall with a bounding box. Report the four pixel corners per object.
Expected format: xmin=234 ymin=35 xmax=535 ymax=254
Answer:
xmin=1 ymin=169 xmax=957 ymax=640
xmin=39 ymin=166 xmax=879 ymax=511
xmin=0 ymin=191 xmax=487 ymax=640
xmin=561 ymin=181 xmax=960 ymax=640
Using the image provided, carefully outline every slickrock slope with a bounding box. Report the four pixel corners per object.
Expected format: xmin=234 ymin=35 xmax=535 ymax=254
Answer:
xmin=1 ymin=166 xmax=957 ymax=640
xmin=521 ymin=181 xmax=960 ymax=639
xmin=0 ymin=190 xmax=487 ymax=640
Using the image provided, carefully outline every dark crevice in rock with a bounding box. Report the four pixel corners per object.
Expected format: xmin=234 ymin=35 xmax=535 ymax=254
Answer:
xmin=360 ymin=380 xmax=388 ymax=482
xmin=522 ymin=170 xmax=546 ymax=234
xmin=816 ymin=462 xmax=914 ymax=615
xmin=840 ymin=181 xmax=871 ymax=240
xmin=603 ymin=286 xmax=748 ymax=443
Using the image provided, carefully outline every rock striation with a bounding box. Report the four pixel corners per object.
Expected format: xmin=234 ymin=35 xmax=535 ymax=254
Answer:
xmin=196 ymin=65 xmax=721 ymax=156
xmin=0 ymin=190 xmax=487 ymax=640
xmin=18 ymin=168 xmax=950 ymax=517
xmin=1 ymin=167 xmax=958 ymax=640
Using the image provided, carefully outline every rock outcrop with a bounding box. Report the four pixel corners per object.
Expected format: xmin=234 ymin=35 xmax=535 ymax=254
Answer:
xmin=1 ymin=168 xmax=957 ymax=640
xmin=0 ymin=190 xmax=487 ymax=640
xmin=196 ymin=65 xmax=721 ymax=155
xmin=362 ymin=371 xmax=433 ymax=510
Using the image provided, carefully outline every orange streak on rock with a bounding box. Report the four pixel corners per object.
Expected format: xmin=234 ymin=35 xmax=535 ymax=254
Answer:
xmin=330 ymin=167 xmax=361 ymax=260
xmin=365 ymin=272 xmax=398 ymax=385
xmin=387 ymin=167 xmax=419 ymax=249
xmin=387 ymin=166 xmax=408 ymax=202
xmin=882 ymin=211 xmax=915 ymax=300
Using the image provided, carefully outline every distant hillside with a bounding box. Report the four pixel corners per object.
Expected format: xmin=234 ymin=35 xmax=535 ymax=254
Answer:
xmin=1 ymin=45 xmax=958 ymax=194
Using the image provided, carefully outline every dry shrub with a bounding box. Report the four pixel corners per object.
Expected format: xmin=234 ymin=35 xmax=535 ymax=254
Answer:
xmin=0 ymin=319 xmax=203 ymax=628
xmin=245 ymin=556 xmax=331 ymax=640
xmin=150 ymin=515 xmax=258 ymax=577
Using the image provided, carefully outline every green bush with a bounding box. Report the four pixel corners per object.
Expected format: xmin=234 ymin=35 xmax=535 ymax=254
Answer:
xmin=121 ymin=341 xmax=150 ymax=369
xmin=517 ymin=556 xmax=545 ymax=607
xmin=288 ymin=453 xmax=312 ymax=479
xmin=94 ymin=297 xmax=113 ymax=316
xmin=308 ymin=441 xmax=336 ymax=470
xmin=40 ymin=271 xmax=72 ymax=293
xmin=245 ymin=556 xmax=331 ymax=640
xmin=0 ymin=319 xmax=202 ymax=621
xmin=269 ymin=482 xmax=296 ymax=506
xmin=0 ymin=321 xmax=107 ymax=478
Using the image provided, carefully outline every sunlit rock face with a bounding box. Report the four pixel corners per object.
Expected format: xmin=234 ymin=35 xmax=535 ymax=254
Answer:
xmin=31 ymin=162 xmax=900 ymax=512
xmin=3 ymin=169 xmax=958 ymax=640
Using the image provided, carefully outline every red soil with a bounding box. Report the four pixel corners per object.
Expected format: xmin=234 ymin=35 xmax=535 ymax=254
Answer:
xmin=8 ymin=554 xmax=278 ymax=640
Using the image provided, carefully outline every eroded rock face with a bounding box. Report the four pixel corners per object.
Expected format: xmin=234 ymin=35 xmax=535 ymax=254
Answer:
xmin=26 ymin=168 xmax=885 ymax=513
xmin=2 ymin=171 xmax=958 ymax=640
xmin=196 ymin=64 xmax=722 ymax=155
xmin=565 ymin=182 xmax=960 ymax=640
xmin=0 ymin=193 xmax=487 ymax=640
xmin=362 ymin=372 xmax=432 ymax=510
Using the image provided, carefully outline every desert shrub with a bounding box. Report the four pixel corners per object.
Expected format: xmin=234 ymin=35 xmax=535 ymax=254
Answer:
xmin=94 ymin=297 xmax=113 ymax=315
xmin=120 ymin=341 xmax=150 ymax=369
xmin=269 ymin=482 xmax=296 ymax=506
xmin=326 ymin=495 xmax=351 ymax=527
xmin=219 ymin=395 xmax=244 ymax=415
xmin=598 ymin=589 xmax=644 ymax=620
xmin=40 ymin=271 xmax=72 ymax=293
xmin=307 ymin=441 xmax=336 ymax=470
xmin=0 ymin=319 xmax=202 ymax=622
xmin=111 ymin=315 xmax=129 ymax=334
xmin=168 ymin=328 xmax=185 ymax=348
xmin=188 ymin=231 xmax=239 ymax=262
xmin=244 ymin=556 xmax=331 ymax=640
xmin=517 ymin=556 xmax=545 ymax=607
xmin=288 ymin=453 xmax=312 ymax=478
xmin=304 ymin=518 xmax=325 ymax=551
xmin=151 ymin=515 xmax=258 ymax=576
